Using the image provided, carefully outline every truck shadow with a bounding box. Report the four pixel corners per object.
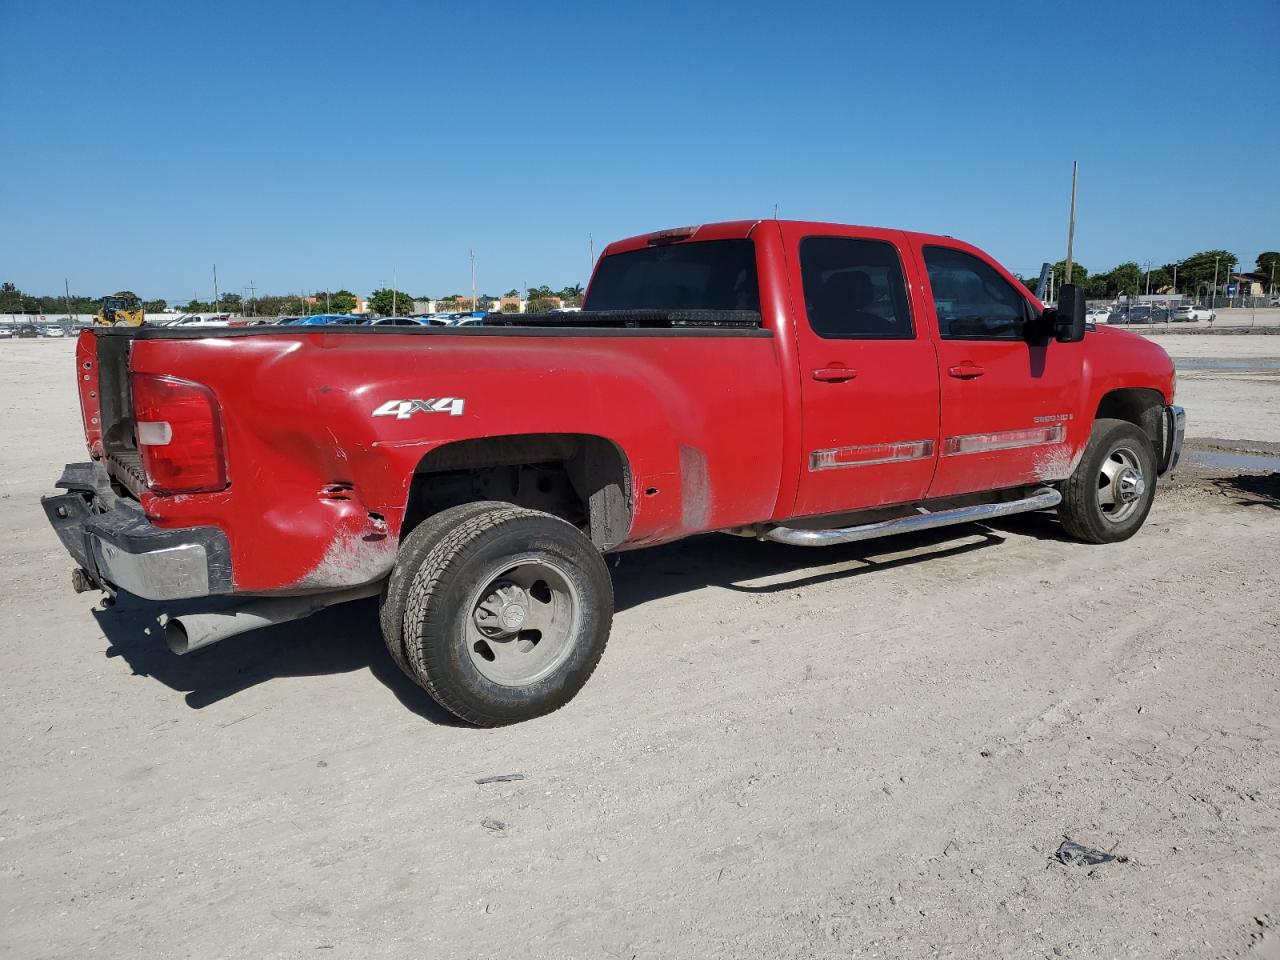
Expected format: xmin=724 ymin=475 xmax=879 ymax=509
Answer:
xmin=94 ymin=595 xmax=469 ymax=725
xmin=93 ymin=522 xmax=1015 ymax=721
xmin=611 ymin=525 xmax=1008 ymax=611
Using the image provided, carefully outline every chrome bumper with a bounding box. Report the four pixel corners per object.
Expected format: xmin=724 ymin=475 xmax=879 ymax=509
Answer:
xmin=1159 ymin=405 xmax=1186 ymax=475
xmin=41 ymin=462 xmax=232 ymax=601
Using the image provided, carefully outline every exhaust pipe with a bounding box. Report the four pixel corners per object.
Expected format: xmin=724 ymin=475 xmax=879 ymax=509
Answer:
xmin=162 ymin=584 xmax=380 ymax=655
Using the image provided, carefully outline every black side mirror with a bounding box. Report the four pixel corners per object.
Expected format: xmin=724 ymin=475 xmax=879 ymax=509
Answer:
xmin=1052 ymin=283 xmax=1087 ymax=342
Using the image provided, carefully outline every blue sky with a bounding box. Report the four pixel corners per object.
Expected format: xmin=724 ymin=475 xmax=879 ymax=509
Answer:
xmin=2 ymin=0 xmax=1276 ymax=302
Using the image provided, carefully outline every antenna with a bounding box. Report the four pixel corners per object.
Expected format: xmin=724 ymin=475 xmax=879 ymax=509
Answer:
xmin=773 ymin=203 xmax=778 ymax=220
xmin=212 ymin=264 xmax=219 ymax=314
xmin=1063 ymin=161 xmax=1078 ymax=285
xmin=470 ymin=250 xmax=477 ymax=311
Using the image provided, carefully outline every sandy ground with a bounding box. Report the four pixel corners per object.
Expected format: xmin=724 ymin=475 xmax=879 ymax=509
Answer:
xmin=2 ymin=338 xmax=1278 ymax=960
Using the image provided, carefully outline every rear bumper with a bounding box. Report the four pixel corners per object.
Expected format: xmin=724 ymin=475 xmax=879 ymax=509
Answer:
xmin=1159 ymin=405 xmax=1186 ymax=475
xmin=41 ymin=462 xmax=232 ymax=601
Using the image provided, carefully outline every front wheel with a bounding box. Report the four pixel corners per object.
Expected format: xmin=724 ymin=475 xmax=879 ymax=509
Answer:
xmin=1058 ymin=419 xmax=1157 ymax=544
xmin=400 ymin=504 xmax=613 ymax=726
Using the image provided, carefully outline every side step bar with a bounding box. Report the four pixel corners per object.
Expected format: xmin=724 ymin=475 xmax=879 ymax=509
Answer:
xmin=762 ymin=487 xmax=1062 ymax=547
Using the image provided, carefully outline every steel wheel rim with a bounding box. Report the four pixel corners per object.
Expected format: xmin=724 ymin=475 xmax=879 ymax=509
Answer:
xmin=1097 ymin=445 xmax=1146 ymax=523
xmin=464 ymin=555 xmax=581 ymax=687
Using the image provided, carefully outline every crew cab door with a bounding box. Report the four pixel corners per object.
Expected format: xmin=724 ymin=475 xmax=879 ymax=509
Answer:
xmin=910 ymin=241 xmax=1084 ymax=498
xmin=784 ymin=226 xmax=941 ymax=518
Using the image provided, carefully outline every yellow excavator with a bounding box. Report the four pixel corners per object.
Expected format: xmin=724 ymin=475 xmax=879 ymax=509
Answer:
xmin=95 ymin=293 xmax=145 ymax=327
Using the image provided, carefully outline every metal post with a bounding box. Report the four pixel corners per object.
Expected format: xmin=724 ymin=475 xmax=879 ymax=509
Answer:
xmin=213 ymin=264 xmax=219 ymax=315
xmin=1145 ymin=261 xmax=1152 ymax=295
xmin=64 ymin=278 xmax=72 ymax=323
xmin=1211 ymin=256 xmax=1218 ymax=309
xmin=470 ymin=251 xmax=476 ymax=311
xmin=1064 ymin=161 xmax=1078 ymax=284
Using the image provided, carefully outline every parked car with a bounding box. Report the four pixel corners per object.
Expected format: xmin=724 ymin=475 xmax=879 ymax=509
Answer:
xmin=1086 ymin=307 xmax=1110 ymax=324
xmin=284 ymin=314 xmax=364 ymax=326
xmin=44 ymin=325 xmax=66 ymax=338
xmin=15 ymin=323 xmax=38 ymax=338
xmin=163 ymin=314 xmax=233 ymax=328
xmin=42 ymin=218 xmax=1184 ymax=726
xmin=366 ymin=316 xmax=428 ymax=327
xmin=0 ymin=327 xmax=12 ymax=339
xmin=1269 ymin=297 xmax=1279 ymax=307
xmin=1173 ymin=305 xmax=1215 ymax=322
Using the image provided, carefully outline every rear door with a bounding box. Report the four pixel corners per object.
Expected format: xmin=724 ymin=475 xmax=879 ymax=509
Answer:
xmin=784 ymin=225 xmax=941 ymax=518
xmin=911 ymin=240 xmax=1084 ymax=498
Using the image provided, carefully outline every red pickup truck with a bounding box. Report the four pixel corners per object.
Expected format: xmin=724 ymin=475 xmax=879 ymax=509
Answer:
xmin=43 ymin=219 xmax=1184 ymax=725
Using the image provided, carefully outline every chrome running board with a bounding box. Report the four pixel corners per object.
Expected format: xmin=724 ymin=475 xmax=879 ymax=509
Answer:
xmin=762 ymin=487 xmax=1062 ymax=547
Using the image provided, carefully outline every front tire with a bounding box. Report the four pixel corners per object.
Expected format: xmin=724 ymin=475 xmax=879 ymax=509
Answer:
xmin=1059 ymin=419 xmax=1157 ymax=544
xmin=400 ymin=504 xmax=613 ymax=726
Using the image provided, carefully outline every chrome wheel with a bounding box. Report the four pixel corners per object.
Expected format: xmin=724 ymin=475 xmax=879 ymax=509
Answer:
xmin=465 ymin=555 xmax=581 ymax=687
xmin=1097 ymin=445 xmax=1146 ymax=523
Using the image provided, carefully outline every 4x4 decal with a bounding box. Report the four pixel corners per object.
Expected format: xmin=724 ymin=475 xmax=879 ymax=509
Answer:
xmin=372 ymin=398 xmax=465 ymax=419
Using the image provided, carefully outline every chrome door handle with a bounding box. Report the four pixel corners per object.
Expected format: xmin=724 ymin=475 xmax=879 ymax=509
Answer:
xmin=812 ymin=367 xmax=857 ymax=382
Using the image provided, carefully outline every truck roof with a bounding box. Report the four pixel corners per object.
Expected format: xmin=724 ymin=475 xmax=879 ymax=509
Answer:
xmin=604 ymin=219 xmax=963 ymax=257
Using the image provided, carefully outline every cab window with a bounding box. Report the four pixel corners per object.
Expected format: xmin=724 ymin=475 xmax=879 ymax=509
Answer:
xmin=924 ymin=246 xmax=1029 ymax=340
xmin=799 ymin=236 xmax=914 ymax=339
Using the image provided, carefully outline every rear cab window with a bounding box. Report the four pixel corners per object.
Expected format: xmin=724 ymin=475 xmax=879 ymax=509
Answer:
xmin=583 ymin=240 xmax=760 ymax=312
xmin=799 ymin=236 xmax=914 ymax=339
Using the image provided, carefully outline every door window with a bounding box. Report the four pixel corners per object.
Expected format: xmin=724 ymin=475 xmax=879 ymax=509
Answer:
xmin=924 ymin=246 xmax=1029 ymax=339
xmin=799 ymin=237 xmax=914 ymax=339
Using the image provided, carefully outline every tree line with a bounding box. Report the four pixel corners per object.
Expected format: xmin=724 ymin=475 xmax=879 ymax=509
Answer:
xmin=7 ymin=253 xmax=1273 ymax=318
xmin=1017 ymin=251 xmax=1279 ymax=300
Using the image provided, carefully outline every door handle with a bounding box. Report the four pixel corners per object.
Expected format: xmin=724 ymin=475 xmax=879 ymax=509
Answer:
xmin=812 ymin=367 xmax=857 ymax=382
xmin=947 ymin=363 xmax=985 ymax=380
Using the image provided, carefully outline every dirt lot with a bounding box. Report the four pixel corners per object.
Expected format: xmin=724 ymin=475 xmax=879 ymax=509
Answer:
xmin=2 ymin=338 xmax=1278 ymax=960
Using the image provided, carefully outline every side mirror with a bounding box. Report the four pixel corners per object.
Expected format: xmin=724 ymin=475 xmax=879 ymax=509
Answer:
xmin=1053 ymin=283 xmax=1087 ymax=343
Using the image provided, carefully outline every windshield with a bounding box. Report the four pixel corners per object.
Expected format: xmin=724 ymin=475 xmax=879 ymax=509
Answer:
xmin=584 ymin=239 xmax=759 ymax=312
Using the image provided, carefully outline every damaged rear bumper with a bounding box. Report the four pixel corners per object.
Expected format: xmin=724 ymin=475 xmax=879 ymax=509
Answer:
xmin=41 ymin=462 xmax=232 ymax=601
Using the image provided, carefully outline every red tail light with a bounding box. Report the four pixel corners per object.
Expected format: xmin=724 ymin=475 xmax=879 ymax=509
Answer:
xmin=132 ymin=373 xmax=229 ymax=494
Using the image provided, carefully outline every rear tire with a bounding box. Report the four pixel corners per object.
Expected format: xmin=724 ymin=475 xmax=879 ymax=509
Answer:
xmin=401 ymin=504 xmax=613 ymax=726
xmin=1059 ymin=418 xmax=1157 ymax=544
xmin=379 ymin=502 xmax=505 ymax=678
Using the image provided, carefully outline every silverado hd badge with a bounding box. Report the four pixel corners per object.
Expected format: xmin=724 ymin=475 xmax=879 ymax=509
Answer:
xmin=372 ymin=398 xmax=466 ymax=419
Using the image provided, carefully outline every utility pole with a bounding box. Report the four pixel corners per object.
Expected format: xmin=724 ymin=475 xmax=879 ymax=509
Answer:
xmin=1211 ymin=256 xmax=1219 ymax=309
xmin=393 ymin=264 xmax=399 ymax=317
xmin=1064 ymin=160 xmax=1078 ymax=284
xmin=588 ymin=234 xmax=594 ymax=273
xmin=1270 ymin=260 xmax=1276 ymax=297
xmin=213 ymin=264 xmax=219 ymax=315
xmin=1145 ymin=260 xmax=1152 ymax=295
xmin=64 ymin=278 xmax=72 ymax=322
xmin=470 ymin=250 xmax=477 ymax=311
xmin=246 ymin=281 xmax=257 ymax=316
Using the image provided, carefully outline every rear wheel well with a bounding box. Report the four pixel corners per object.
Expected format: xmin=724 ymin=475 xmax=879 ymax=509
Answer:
xmin=1094 ymin=388 xmax=1164 ymax=451
xmin=401 ymin=434 xmax=631 ymax=551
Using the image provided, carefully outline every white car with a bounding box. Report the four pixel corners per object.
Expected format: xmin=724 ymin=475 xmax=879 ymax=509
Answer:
xmin=1086 ymin=307 xmax=1110 ymax=324
xmin=1173 ymin=305 xmax=1215 ymax=322
xmin=44 ymin=325 xmax=66 ymax=338
xmin=163 ymin=313 xmax=232 ymax=328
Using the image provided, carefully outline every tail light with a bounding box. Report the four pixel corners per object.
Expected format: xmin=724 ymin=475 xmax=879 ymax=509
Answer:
xmin=131 ymin=373 xmax=229 ymax=494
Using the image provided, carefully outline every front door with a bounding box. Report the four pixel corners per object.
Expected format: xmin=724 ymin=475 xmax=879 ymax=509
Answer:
xmin=786 ymin=227 xmax=942 ymax=519
xmin=912 ymin=241 xmax=1085 ymax=498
